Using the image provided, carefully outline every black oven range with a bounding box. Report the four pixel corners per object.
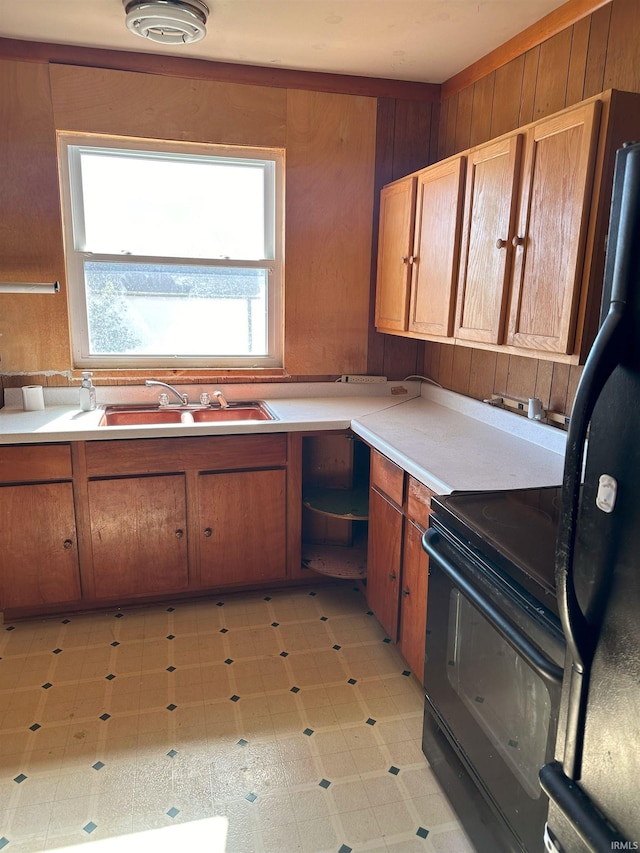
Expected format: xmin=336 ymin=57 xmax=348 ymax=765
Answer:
xmin=421 ymin=485 xmax=566 ymax=853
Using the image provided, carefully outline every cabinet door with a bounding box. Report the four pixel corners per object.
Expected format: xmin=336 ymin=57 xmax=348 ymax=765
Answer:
xmin=88 ymin=474 xmax=188 ymax=599
xmin=366 ymin=487 xmax=402 ymax=640
xmin=375 ymin=177 xmax=417 ymax=331
xmin=455 ymin=134 xmax=523 ymax=344
xmin=198 ymin=468 xmax=287 ymax=587
xmin=507 ymin=101 xmax=601 ymax=354
xmin=0 ymin=482 xmax=81 ymax=610
xmin=399 ymin=520 xmax=430 ymax=685
xmin=409 ymin=157 xmax=465 ymax=337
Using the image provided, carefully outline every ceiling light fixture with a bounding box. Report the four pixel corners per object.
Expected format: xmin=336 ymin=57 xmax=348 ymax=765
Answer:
xmin=123 ymin=0 xmax=209 ymax=45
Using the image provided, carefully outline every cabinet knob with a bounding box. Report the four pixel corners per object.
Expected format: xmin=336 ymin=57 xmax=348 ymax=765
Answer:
xmin=409 ymin=255 xmax=418 ymax=264
xmin=401 ymin=256 xmax=409 ymax=264
xmin=63 ymin=539 xmax=73 ymax=550
xmin=495 ymin=238 xmax=508 ymax=249
xmin=175 ymin=529 xmax=184 ymax=539
xmin=512 ymin=235 xmax=525 ymax=247
xmin=402 ymin=587 xmax=410 ymax=597
xmin=204 ymin=527 xmax=212 ymax=537
xmin=389 ymin=571 xmax=397 ymax=581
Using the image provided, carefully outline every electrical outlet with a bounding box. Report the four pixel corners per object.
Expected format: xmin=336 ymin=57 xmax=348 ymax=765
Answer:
xmin=340 ymin=375 xmax=387 ymax=383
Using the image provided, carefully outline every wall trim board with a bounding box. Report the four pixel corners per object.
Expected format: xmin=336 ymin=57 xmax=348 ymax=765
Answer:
xmin=442 ymin=0 xmax=612 ymax=99
xmin=0 ymin=37 xmax=440 ymax=102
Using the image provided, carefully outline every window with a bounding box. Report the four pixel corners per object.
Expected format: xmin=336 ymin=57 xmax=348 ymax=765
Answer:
xmin=58 ymin=134 xmax=284 ymax=369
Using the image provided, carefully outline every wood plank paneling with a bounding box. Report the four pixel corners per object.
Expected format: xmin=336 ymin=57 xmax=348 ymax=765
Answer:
xmin=454 ymin=87 xmax=473 ymax=152
xmin=470 ymin=73 xmax=495 ymax=147
xmin=533 ymin=28 xmax=573 ymax=118
xmin=604 ymin=0 xmax=640 ymax=91
xmin=391 ymin=100 xmax=435 ymax=180
xmin=0 ymin=59 xmax=71 ymax=373
xmin=50 ymin=64 xmax=287 ymax=147
xmin=468 ymin=349 xmax=498 ymax=401
xmin=442 ymin=0 xmax=612 ymax=98
xmin=584 ymin=4 xmax=612 ymax=96
xmin=491 ymin=57 xmax=525 ymax=138
xmin=285 ymin=89 xmax=376 ymax=375
xmin=566 ymin=16 xmax=591 ymax=103
xmin=520 ymin=47 xmax=541 ymax=126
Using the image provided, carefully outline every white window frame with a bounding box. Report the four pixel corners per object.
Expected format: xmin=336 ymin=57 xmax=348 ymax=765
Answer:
xmin=57 ymin=132 xmax=284 ymax=369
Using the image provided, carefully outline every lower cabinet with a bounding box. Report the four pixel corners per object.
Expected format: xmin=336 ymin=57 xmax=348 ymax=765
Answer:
xmin=198 ymin=468 xmax=287 ymax=587
xmin=0 ymin=481 xmax=81 ymax=609
xmin=366 ymin=448 xmax=434 ymax=684
xmin=79 ymin=433 xmax=292 ymax=606
xmin=367 ymin=486 xmax=402 ymax=638
xmin=88 ymin=474 xmax=189 ymax=600
xmin=0 ymin=444 xmax=81 ymax=611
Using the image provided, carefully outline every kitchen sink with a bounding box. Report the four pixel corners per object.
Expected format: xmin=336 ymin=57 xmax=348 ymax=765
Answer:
xmin=99 ymin=402 xmax=276 ymax=426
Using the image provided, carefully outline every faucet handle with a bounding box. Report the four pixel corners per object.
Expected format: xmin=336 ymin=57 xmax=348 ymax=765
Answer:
xmin=199 ymin=392 xmax=211 ymax=406
xmin=158 ymin=393 xmax=170 ymax=407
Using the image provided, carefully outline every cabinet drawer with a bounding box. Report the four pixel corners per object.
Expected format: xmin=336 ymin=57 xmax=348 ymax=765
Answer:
xmin=406 ymin=477 xmax=436 ymax=529
xmin=85 ymin=434 xmax=287 ymax=477
xmin=0 ymin=444 xmax=72 ymax=483
xmin=370 ymin=449 xmax=404 ymax=507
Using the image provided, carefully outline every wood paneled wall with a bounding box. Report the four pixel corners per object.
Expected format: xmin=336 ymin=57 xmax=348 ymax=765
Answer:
xmin=0 ymin=55 xmax=387 ymax=387
xmin=414 ymin=0 xmax=640 ymax=416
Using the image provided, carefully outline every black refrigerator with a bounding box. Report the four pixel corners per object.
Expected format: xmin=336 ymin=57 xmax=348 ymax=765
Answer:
xmin=540 ymin=140 xmax=640 ymax=851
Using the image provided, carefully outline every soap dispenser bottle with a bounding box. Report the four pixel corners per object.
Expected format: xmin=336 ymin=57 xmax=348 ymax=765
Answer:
xmin=79 ymin=371 xmax=97 ymax=411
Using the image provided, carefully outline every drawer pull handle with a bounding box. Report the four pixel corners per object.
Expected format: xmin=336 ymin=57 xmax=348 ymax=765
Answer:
xmin=175 ymin=529 xmax=184 ymax=539
xmin=63 ymin=539 xmax=73 ymax=550
xmin=204 ymin=527 xmax=212 ymax=537
xmin=402 ymin=587 xmax=410 ymax=597
xmin=389 ymin=572 xmax=397 ymax=581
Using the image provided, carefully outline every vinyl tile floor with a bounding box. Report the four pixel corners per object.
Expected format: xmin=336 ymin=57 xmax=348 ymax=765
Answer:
xmin=0 ymin=583 xmax=476 ymax=853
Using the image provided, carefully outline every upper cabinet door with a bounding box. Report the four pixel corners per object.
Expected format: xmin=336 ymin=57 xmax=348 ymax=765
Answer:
xmin=408 ymin=157 xmax=465 ymax=337
xmin=507 ymin=101 xmax=601 ymax=354
xmin=375 ymin=176 xmax=417 ymax=332
xmin=455 ymin=134 xmax=523 ymax=344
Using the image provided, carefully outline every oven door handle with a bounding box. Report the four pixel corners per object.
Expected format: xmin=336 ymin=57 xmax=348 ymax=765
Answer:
xmin=422 ymin=528 xmax=563 ymax=687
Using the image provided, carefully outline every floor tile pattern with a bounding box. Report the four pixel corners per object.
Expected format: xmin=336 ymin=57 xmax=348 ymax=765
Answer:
xmin=0 ymin=584 xmax=475 ymax=852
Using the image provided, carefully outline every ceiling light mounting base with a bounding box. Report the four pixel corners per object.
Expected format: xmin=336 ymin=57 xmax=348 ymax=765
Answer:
xmin=123 ymin=0 xmax=209 ymax=45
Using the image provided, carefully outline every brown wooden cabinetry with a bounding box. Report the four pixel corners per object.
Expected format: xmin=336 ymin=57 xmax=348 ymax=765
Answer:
xmin=79 ymin=434 xmax=289 ymax=603
xmin=0 ymin=445 xmax=81 ymax=610
xmin=87 ymin=474 xmax=188 ymax=600
xmin=198 ymin=468 xmax=287 ymax=587
xmin=375 ymin=157 xmax=465 ymax=339
xmin=455 ymin=101 xmax=601 ymax=356
xmin=1 ymin=433 xmax=296 ymax=617
xmin=366 ymin=449 xmax=435 ymax=684
xmin=377 ymin=90 xmax=640 ymax=364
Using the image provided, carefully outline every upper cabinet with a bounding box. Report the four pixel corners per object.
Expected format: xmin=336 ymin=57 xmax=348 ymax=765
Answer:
xmin=455 ymin=134 xmax=523 ymax=344
xmin=375 ymin=157 xmax=465 ymax=339
xmin=375 ymin=177 xmax=417 ymax=331
xmin=375 ymin=90 xmax=640 ymax=364
xmin=506 ymin=102 xmax=600 ymax=355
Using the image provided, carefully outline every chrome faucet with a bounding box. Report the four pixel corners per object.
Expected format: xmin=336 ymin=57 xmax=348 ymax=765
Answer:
xmin=213 ymin=389 xmax=230 ymax=409
xmin=145 ymin=380 xmax=189 ymax=406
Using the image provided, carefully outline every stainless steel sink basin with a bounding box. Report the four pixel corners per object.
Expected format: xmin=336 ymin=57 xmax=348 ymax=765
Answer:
xmin=99 ymin=402 xmax=276 ymax=426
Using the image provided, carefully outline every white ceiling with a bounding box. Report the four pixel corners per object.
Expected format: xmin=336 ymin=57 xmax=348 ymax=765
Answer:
xmin=0 ymin=0 xmax=570 ymax=84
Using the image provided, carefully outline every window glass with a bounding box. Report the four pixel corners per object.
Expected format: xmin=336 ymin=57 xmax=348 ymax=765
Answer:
xmin=58 ymin=135 xmax=283 ymax=369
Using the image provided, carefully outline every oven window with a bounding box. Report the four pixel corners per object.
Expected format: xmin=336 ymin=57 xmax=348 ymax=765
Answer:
xmin=447 ymin=590 xmax=552 ymax=799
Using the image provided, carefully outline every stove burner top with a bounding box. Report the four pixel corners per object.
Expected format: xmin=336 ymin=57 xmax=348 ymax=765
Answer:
xmin=434 ymin=485 xmax=563 ymax=603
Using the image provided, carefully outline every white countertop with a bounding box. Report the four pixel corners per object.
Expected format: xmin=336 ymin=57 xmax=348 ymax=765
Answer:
xmin=0 ymin=381 xmax=566 ymax=495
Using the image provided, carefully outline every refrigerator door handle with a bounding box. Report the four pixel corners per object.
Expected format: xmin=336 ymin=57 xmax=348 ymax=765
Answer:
xmin=539 ymin=761 xmax=628 ymax=852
